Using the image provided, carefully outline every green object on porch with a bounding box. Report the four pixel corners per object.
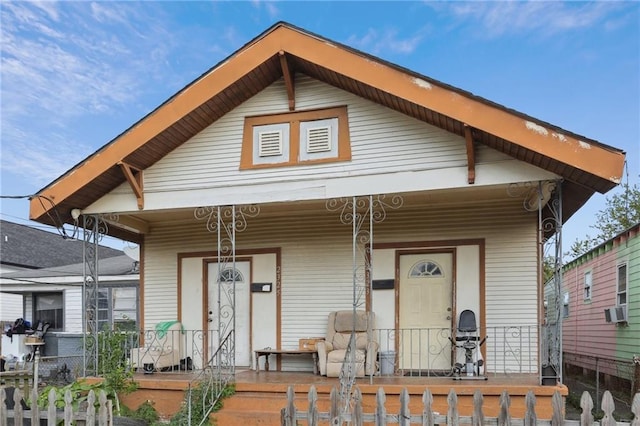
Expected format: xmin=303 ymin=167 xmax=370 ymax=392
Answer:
xmin=155 ymin=320 xmax=182 ymax=338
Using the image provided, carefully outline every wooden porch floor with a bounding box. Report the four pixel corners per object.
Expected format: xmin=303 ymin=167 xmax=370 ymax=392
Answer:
xmin=129 ymin=368 xmax=549 ymax=389
xmin=122 ymin=369 xmax=567 ymax=422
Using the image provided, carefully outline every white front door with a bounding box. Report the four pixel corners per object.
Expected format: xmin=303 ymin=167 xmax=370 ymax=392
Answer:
xmin=399 ymin=252 xmax=453 ymax=371
xmin=208 ymin=261 xmax=251 ymax=367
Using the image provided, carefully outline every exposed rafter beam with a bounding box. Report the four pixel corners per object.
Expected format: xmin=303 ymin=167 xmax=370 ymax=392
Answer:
xmin=118 ymin=162 xmax=144 ymax=209
xmin=464 ymin=124 xmax=476 ymax=185
xmin=279 ymin=50 xmax=295 ymax=111
xmin=104 ymin=215 xmax=150 ymax=235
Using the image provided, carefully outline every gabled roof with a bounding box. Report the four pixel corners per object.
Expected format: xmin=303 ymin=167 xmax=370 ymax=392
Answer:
xmin=0 ymin=220 xmax=123 ymax=270
xmin=30 ymin=22 xmax=626 ymax=241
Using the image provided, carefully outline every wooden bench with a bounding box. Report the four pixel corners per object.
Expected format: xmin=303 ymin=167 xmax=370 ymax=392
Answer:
xmin=254 ymin=349 xmax=318 ymax=374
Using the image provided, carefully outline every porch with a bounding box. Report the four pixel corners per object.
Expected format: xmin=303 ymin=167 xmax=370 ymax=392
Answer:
xmin=120 ymin=370 xmax=566 ymax=424
xmin=120 ymin=323 xmax=548 ymax=377
xmin=113 ymin=323 xmax=560 ymax=424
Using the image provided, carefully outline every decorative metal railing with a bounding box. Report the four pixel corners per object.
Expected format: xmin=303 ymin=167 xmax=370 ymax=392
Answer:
xmin=186 ymin=329 xmax=235 ymax=426
xmin=117 ymin=324 xmax=545 ymax=380
xmin=326 ymin=195 xmax=403 ymax=416
xmin=375 ymin=325 xmax=544 ymax=378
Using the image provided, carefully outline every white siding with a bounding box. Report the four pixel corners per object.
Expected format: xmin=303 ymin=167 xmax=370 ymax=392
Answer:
xmin=85 ymin=76 xmax=556 ymax=214
xmin=0 ymin=293 xmax=22 ymax=322
xmin=64 ymin=288 xmax=83 ymax=333
xmin=144 ymin=197 xmax=539 ymax=372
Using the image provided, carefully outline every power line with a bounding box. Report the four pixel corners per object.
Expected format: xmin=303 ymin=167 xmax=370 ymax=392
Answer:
xmin=0 ymin=194 xmax=77 ymax=240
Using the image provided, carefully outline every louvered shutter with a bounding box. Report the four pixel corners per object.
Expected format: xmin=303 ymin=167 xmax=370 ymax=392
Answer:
xmin=306 ymin=126 xmax=332 ymax=153
xmin=258 ymin=130 xmax=283 ymax=157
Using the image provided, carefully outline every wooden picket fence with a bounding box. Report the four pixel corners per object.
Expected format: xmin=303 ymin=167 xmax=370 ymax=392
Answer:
xmin=281 ymin=386 xmax=640 ymax=426
xmin=0 ymin=386 xmax=113 ymax=425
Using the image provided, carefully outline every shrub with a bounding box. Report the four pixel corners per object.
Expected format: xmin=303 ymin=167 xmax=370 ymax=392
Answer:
xmin=168 ymin=381 xmax=235 ymax=425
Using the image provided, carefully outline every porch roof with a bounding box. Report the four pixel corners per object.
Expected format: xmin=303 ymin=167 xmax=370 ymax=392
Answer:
xmin=29 ymin=22 xmax=626 ymax=242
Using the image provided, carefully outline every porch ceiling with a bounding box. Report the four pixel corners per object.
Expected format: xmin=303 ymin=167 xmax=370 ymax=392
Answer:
xmin=29 ymin=23 xmax=624 ymax=242
xmin=114 ymin=184 xmax=553 ymax=231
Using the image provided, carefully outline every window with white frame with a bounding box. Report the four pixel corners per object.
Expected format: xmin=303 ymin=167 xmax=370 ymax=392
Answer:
xmin=33 ymin=292 xmax=63 ymax=331
xmin=617 ymin=263 xmax=627 ymax=307
xmin=96 ymin=286 xmax=138 ymax=331
xmin=584 ymin=270 xmax=592 ymax=301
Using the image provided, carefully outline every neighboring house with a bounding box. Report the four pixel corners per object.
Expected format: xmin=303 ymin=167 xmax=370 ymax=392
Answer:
xmin=556 ymin=223 xmax=639 ymax=390
xmin=0 ymin=220 xmax=138 ymax=359
xmin=0 ymin=219 xmax=122 ymax=273
xmin=27 ymin=21 xmax=625 ymax=391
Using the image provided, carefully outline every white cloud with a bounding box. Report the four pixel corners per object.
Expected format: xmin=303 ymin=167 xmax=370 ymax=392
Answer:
xmin=250 ymin=0 xmax=280 ymax=19
xmin=438 ymin=1 xmax=627 ymax=37
xmin=0 ymin=2 xmax=183 ymax=186
xmin=347 ymin=28 xmax=423 ymax=55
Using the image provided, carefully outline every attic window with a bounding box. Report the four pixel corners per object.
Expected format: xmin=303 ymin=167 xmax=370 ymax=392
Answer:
xmin=241 ymin=106 xmax=350 ymax=169
xmin=299 ymin=118 xmax=338 ymax=162
xmin=252 ymin=123 xmax=289 ymax=165
xmin=306 ymin=126 xmax=331 ymax=152
xmin=258 ymin=130 xmax=283 ymax=156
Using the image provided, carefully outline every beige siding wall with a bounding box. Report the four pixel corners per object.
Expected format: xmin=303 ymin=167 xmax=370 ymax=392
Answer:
xmin=144 ymin=198 xmax=539 ymax=372
xmin=143 ymin=75 xmax=468 ymax=191
xmin=64 ymin=288 xmax=83 ymax=334
xmin=86 ymin=75 xmax=554 ymax=214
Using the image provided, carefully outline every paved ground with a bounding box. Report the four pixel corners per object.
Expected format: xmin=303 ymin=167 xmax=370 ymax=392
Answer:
xmin=564 ymin=375 xmax=634 ymax=421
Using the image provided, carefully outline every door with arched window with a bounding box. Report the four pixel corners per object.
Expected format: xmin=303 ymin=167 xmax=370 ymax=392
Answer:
xmin=399 ymin=252 xmax=453 ymax=371
xmin=207 ymin=261 xmax=251 ymax=367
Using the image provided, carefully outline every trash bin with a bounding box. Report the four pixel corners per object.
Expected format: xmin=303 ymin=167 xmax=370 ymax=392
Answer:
xmin=380 ymin=351 xmax=395 ymax=375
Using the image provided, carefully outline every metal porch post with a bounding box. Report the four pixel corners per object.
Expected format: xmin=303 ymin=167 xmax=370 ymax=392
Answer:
xmin=82 ymin=214 xmax=101 ymax=377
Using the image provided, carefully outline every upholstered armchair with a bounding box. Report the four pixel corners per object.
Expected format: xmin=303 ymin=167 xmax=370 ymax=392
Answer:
xmin=130 ymin=321 xmax=184 ymax=372
xmin=317 ymin=310 xmax=378 ymax=377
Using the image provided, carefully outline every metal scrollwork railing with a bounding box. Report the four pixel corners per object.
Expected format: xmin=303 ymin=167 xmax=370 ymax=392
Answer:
xmin=326 ymin=194 xmax=403 ymax=420
xmin=540 ymin=181 xmax=563 ymax=384
xmin=82 ymin=214 xmax=110 ymax=376
xmin=187 ymin=330 xmax=235 ymax=426
xmin=507 ymin=180 xmax=563 ymax=384
xmin=192 ymin=204 xmax=259 ymax=425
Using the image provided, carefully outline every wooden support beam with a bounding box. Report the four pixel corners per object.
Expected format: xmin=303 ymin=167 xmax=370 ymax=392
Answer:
xmin=279 ymin=51 xmax=295 ymax=111
xmin=464 ymin=124 xmax=476 ymax=185
xmin=103 ymin=215 xmax=150 ymax=234
xmin=118 ymin=162 xmax=144 ymax=209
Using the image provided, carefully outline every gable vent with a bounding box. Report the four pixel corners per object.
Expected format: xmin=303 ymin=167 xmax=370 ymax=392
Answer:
xmin=258 ymin=130 xmax=283 ymax=157
xmin=306 ymin=126 xmax=332 ymax=153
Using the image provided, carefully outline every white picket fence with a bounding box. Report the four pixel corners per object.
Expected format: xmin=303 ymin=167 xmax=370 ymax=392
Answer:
xmin=282 ymin=386 xmax=640 ymax=426
xmin=0 ymin=387 xmax=113 ymax=425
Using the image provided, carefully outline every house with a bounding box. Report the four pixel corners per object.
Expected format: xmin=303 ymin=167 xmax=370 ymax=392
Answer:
xmin=0 ymin=220 xmax=138 ymax=373
xmin=26 ymin=22 xmax=625 ymax=420
xmin=555 ymin=222 xmax=639 ymax=393
xmin=0 ymin=219 xmax=123 ymax=273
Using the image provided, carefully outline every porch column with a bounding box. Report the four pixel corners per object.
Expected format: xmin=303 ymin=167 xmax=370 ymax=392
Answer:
xmin=81 ymin=214 xmax=107 ymax=376
xmin=194 ymin=204 xmax=259 ymax=374
xmin=540 ymin=180 xmax=563 ymax=385
xmin=327 ymin=194 xmax=403 ymax=417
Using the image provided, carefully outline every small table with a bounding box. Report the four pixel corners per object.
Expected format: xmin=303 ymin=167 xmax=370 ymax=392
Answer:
xmin=254 ymin=349 xmax=318 ymax=374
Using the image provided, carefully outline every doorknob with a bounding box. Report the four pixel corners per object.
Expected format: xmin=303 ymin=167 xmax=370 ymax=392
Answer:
xmin=446 ymin=316 xmax=451 ymax=320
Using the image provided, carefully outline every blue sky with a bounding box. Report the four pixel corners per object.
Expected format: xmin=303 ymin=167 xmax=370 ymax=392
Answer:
xmin=1 ymin=1 xmax=638 ymax=251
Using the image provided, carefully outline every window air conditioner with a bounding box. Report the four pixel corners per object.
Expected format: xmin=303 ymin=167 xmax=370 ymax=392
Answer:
xmin=604 ymin=305 xmax=627 ymax=323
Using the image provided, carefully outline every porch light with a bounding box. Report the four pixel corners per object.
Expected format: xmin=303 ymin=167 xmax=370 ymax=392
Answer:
xmin=71 ymin=208 xmax=82 ymax=220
